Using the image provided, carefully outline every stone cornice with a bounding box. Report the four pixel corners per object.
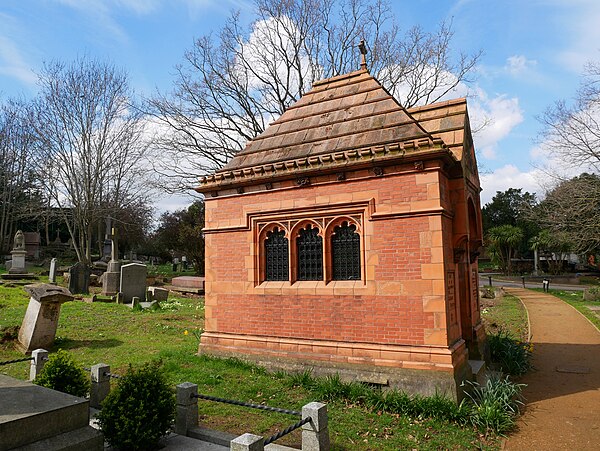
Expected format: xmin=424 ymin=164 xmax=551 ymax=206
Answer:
xmin=196 ymin=137 xmax=452 ymax=192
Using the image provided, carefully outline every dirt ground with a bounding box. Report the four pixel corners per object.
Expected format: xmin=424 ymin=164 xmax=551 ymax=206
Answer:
xmin=502 ymin=288 xmax=600 ymax=451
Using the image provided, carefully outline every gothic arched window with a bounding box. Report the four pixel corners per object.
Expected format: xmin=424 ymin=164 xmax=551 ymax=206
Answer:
xmin=331 ymin=222 xmax=361 ymax=280
xmin=296 ymin=224 xmax=323 ymax=281
xmin=264 ymin=228 xmax=289 ymax=281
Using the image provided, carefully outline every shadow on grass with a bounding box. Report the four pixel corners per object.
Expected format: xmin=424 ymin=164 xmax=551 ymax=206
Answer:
xmin=53 ymin=337 xmax=123 ymax=350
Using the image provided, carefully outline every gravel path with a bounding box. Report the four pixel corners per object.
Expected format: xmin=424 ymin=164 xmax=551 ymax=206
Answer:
xmin=503 ymin=288 xmax=600 ymax=451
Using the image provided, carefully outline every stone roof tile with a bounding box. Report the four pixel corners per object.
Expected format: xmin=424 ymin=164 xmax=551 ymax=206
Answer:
xmin=220 ymin=69 xmax=433 ymax=173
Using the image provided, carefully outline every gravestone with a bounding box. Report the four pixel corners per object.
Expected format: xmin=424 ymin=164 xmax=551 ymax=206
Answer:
xmin=9 ymin=230 xmax=27 ymax=274
xmin=17 ymin=284 xmax=73 ymax=353
xmin=49 ymin=258 xmax=57 ymax=284
xmin=120 ymin=263 xmax=147 ymax=303
xmin=68 ymin=262 xmax=90 ymax=294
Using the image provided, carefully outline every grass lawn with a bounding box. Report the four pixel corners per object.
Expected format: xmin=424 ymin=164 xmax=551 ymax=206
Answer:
xmin=1 ymin=273 xmax=500 ymax=450
xmin=480 ymin=290 xmax=529 ymax=342
xmin=535 ymin=289 xmax=600 ymax=331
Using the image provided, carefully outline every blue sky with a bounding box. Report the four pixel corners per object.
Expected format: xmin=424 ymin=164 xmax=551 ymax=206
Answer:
xmin=1 ymin=0 xmax=599 ymax=209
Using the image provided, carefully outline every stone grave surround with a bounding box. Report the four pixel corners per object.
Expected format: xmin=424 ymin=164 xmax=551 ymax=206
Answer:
xmin=195 ymin=67 xmax=485 ymax=400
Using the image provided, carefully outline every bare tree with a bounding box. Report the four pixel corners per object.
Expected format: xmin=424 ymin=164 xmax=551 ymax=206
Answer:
xmin=539 ymin=62 xmax=600 ymax=173
xmin=0 ymin=99 xmax=43 ymax=253
xmin=29 ymin=57 xmax=150 ymax=264
xmin=146 ymin=0 xmax=481 ymax=193
xmin=531 ymin=173 xmax=600 ymax=255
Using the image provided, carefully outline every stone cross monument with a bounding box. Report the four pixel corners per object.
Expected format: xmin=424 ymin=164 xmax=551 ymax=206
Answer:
xmin=102 ymin=227 xmax=121 ymax=296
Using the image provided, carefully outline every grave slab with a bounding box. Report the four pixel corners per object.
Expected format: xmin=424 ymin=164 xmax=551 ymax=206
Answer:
xmin=171 ymin=276 xmax=205 ymax=293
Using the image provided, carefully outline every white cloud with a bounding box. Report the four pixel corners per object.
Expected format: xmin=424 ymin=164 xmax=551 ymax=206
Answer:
xmin=505 ymin=55 xmax=537 ymax=76
xmin=470 ymin=93 xmax=523 ymax=159
xmin=554 ymin=0 xmax=600 ymax=70
xmin=480 ymin=165 xmax=543 ymax=204
xmin=0 ymin=36 xmax=37 ymax=86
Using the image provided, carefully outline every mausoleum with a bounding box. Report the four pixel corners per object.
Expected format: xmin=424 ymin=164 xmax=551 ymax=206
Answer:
xmin=196 ymin=63 xmax=485 ymax=398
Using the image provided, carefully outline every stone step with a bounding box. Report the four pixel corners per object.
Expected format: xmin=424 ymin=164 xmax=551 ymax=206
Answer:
xmin=12 ymin=425 xmax=103 ymax=451
xmin=0 ymin=375 xmax=97 ymax=450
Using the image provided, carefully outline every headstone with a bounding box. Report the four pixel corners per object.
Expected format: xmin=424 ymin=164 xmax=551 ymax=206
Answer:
xmin=120 ymin=263 xmax=147 ymax=303
xmin=49 ymin=258 xmax=57 ymax=284
xmin=9 ymin=230 xmax=27 ymax=274
xmin=17 ymin=284 xmax=73 ymax=353
xmin=5 ymin=260 xmax=12 ymax=272
xmin=68 ymin=262 xmax=90 ymax=294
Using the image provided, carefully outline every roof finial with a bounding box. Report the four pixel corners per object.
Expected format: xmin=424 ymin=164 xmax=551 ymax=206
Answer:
xmin=358 ymin=39 xmax=368 ymax=71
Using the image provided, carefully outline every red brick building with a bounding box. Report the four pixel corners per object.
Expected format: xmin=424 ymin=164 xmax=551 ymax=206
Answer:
xmin=196 ymin=67 xmax=485 ymax=398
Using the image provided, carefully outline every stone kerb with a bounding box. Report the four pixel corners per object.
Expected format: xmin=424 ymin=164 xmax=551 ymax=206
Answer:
xmin=120 ymin=263 xmax=147 ymax=303
xmin=17 ymin=284 xmax=73 ymax=353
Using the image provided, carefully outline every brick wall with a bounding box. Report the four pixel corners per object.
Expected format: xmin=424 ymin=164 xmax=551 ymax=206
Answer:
xmin=203 ymin=165 xmax=454 ymax=348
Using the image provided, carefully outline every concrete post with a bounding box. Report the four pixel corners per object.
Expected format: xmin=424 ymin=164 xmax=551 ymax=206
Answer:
xmin=175 ymin=382 xmax=198 ymax=436
xmin=29 ymin=349 xmax=48 ymax=381
xmin=231 ymin=433 xmax=264 ymax=451
xmin=90 ymin=363 xmax=111 ymax=409
xmin=302 ymin=402 xmax=330 ymax=451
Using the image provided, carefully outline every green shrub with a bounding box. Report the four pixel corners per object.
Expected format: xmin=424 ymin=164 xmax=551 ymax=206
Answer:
xmin=34 ymin=349 xmax=89 ymax=397
xmin=97 ymin=360 xmax=175 ymax=450
xmin=488 ymin=330 xmax=532 ymax=376
xmin=462 ymin=375 xmax=525 ymax=434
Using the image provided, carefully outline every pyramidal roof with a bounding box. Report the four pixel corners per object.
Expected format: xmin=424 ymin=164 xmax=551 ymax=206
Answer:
xmin=199 ymin=68 xmax=458 ymax=191
xmin=220 ymin=69 xmax=436 ymax=172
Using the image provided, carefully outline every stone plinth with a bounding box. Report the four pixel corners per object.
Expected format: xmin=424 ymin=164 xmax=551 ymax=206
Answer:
xmin=102 ymin=272 xmax=120 ymax=296
xmin=17 ymin=284 xmax=73 ymax=353
xmin=102 ymin=260 xmax=121 ymax=296
xmin=9 ymin=249 xmax=27 ymax=274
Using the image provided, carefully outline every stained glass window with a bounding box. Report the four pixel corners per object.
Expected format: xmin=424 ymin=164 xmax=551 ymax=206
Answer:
xmin=331 ymin=222 xmax=361 ymax=280
xmin=264 ymin=228 xmax=289 ymax=281
xmin=296 ymin=224 xmax=323 ymax=281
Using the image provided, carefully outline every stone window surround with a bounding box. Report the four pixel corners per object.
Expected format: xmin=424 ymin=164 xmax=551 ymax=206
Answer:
xmin=255 ymin=212 xmax=365 ymax=286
